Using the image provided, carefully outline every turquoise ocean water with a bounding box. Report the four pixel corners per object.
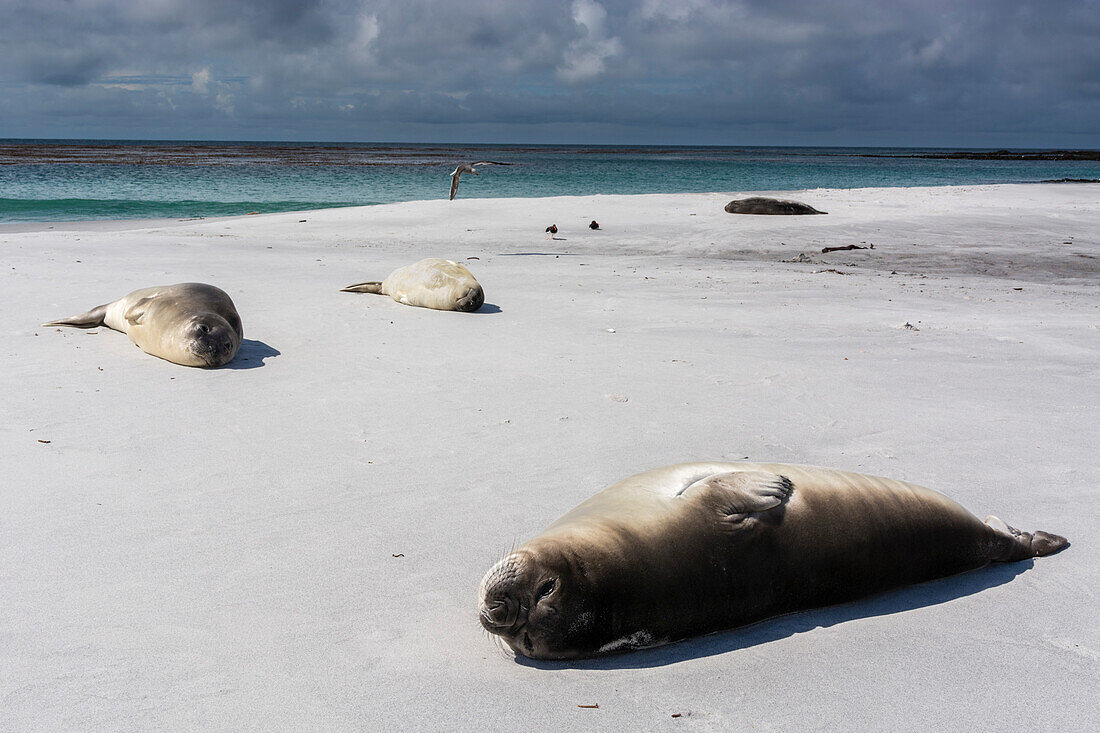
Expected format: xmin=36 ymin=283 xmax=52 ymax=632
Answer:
xmin=1 ymin=140 xmax=1098 ymax=224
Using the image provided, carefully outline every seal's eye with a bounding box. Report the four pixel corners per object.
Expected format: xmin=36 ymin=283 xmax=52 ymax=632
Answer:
xmin=536 ymin=579 xmax=555 ymax=599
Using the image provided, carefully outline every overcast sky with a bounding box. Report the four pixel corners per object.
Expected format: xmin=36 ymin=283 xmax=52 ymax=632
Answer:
xmin=1 ymin=0 xmax=1097 ymax=146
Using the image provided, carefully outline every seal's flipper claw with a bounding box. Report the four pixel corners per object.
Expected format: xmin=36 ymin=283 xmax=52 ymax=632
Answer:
xmin=680 ymin=470 xmax=794 ymax=519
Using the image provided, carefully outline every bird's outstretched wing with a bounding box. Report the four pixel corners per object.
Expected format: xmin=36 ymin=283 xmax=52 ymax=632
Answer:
xmin=448 ymin=161 xmax=513 ymax=200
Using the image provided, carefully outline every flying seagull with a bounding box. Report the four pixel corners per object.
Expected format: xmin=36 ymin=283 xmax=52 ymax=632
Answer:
xmin=449 ymin=161 xmax=513 ymax=200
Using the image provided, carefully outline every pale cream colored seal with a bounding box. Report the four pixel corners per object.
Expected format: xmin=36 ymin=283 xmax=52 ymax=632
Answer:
xmin=44 ymin=283 xmax=242 ymax=367
xmin=479 ymin=461 xmax=1068 ymax=659
xmin=341 ymin=258 xmax=484 ymax=312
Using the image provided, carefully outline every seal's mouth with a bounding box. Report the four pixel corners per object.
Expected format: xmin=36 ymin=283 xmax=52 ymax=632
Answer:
xmin=188 ymin=342 xmax=235 ymax=367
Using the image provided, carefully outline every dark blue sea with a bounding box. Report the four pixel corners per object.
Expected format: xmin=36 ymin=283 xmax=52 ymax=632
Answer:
xmin=1 ymin=140 xmax=1097 ymax=223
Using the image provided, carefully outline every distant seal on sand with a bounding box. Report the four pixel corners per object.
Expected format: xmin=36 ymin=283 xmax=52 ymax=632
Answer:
xmin=478 ymin=461 xmax=1067 ymax=659
xmin=341 ymin=258 xmax=485 ymax=312
xmin=43 ymin=283 xmax=242 ymax=367
xmin=725 ymin=197 xmax=826 ymax=215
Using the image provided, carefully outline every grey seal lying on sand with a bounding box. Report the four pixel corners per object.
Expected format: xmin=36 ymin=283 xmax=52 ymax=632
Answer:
xmin=725 ymin=197 xmax=826 ymax=214
xmin=341 ymin=258 xmax=485 ymax=312
xmin=43 ymin=283 xmax=242 ymax=367
xmin=479 ymin=461 xmax=1067 ymax=659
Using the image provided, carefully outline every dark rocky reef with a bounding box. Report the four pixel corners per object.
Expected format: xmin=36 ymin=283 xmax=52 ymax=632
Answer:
xmin=859 ymin=150 xmax=1100 ymax=161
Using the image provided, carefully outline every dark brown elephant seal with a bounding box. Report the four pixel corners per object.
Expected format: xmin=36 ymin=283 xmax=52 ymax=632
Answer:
xmin=725 ymin=197 xmax=826 ymax=214
xmin=43 ymin=283 xmax=242 ymax=367
xmin=478 ymin=461 xmax=1067 ymax=659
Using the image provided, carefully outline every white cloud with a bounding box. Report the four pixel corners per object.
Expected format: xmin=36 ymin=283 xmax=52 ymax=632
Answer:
xmin=191 ymin=67 xmax=211 ymax=94
xmin=349 ymin=12 xmax=380 ymax=64
xmin=214 ymin=89 xmax=234 ymax=115
xmin=572 ymin=0 xmax=607 ymax=36
xmin=556 ymin=0 xmax=622 ymax=83
xmin=190 ymin=66 xmax=233 ymax=114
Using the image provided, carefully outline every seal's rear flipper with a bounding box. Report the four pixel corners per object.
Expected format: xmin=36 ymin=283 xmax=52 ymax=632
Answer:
xmin=985 ymin=515 xmax=1069 ymax=561
xmin=42 ymin=304 xmax=109 ymax=329
xmin=340 ymin=281 xmax=384 ymax=294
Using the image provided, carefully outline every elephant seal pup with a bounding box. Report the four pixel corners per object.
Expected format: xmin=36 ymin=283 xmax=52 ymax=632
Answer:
xmin=725 ymin=197 xmax=826 ymax=214
xmin=478 ymin=461 xmax=1067 ymax=659
xmin=341 ymin=258 xmax=484 ymax=312
xmin=44 ymin=283 xmax=242 ymax=367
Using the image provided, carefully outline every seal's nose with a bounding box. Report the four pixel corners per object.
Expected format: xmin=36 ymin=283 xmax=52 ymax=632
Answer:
xmin=480 ymin=599 xmax=514 ymax=630
xmin=480 ymin=597 xmax=525 ymax=633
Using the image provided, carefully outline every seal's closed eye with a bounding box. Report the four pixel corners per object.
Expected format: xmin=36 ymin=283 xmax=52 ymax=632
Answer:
xmin=537 ymin=579 xmax=555 ymax=599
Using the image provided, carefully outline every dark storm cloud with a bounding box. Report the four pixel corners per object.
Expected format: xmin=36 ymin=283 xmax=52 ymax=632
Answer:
xmin=1 ymin=0 xmax=1097 ymax=144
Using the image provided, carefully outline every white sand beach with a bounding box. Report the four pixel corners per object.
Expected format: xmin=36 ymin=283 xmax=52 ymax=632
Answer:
xmin=2 ymin=184 xmax=1098 ymax=730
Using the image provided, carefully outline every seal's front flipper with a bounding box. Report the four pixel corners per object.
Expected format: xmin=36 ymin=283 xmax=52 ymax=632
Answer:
xmin=42 ymin=303 xmax=109 ymax=329
xmin=680 ymin=470 xmax=793 ymax=523
xmin=124 ymin=297 xmax=155 ymax=326
xmin=340 ymin=281 xmax=384 ymax=294
xmin=985 ymin=515 xmax=1069 ymax=561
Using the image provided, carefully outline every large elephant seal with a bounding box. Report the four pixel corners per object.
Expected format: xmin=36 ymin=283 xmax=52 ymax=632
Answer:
xmin=478 ymin=461 xmax=1067 ymax=659
xmin=341 ymin=258 xmax=484 ymax=312
xmin=725 ymin=197 xmax=826 ymax=214
xmin=43 ymin=283 xmax=242 ymax=367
